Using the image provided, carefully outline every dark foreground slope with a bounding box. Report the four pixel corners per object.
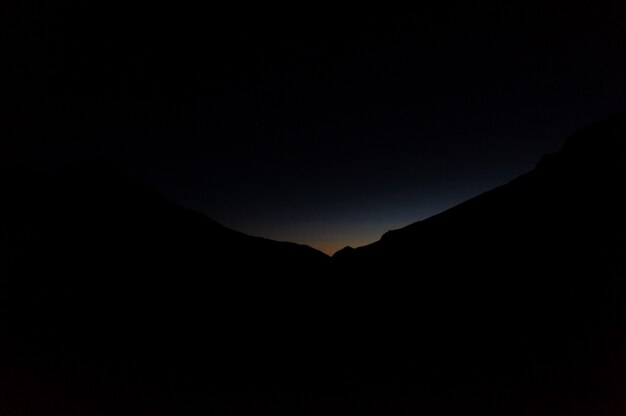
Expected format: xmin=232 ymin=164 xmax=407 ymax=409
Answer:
xmin=1 ymin=112 xmax=625 ymax=415
xmin=333 ymin=111 xmax=626 ymax=414
xmin=0 ymin=163 xmax=337 ymax=415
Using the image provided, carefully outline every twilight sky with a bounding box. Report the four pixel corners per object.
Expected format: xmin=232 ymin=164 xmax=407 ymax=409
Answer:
xmin=3 ymin=2 xmax=626 ymax=254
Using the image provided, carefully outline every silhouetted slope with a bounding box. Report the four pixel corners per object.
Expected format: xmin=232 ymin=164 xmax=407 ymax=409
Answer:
xmin=0 ymin=162 xmax=341 ymax=415
xmin=331 ymin=111 xmax=626 ymax=414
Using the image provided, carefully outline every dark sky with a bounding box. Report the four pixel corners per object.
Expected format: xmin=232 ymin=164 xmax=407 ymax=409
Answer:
xmin=3 ymin=2 xmax=626 ymax=254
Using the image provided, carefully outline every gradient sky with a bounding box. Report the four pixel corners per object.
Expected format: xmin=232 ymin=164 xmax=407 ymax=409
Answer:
xmin=3 ymin=2 xmax=626 ymax=254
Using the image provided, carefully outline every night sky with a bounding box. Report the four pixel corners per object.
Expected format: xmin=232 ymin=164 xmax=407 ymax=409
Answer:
xmin=3 ymin=2 xmax=626 ymax=254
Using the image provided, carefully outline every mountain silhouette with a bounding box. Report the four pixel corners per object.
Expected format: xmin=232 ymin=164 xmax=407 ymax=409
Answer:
xmin=0 ymin=162 xmax=340 ymax=415
xmin=331 ymin=111 xmax=626 ymax=414
xmin=1 ymin=113 xmax=625 ymax=415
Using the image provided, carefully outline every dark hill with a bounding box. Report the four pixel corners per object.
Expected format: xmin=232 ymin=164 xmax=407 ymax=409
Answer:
xmin=331 ymin=111 xmax=626 ymax=414
xmin=0 ymin=162 xmax=340 ymax=415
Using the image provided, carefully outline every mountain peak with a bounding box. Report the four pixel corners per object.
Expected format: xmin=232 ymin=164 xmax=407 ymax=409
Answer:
xmin=332 ymin=245 xmax=356 ymax=258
